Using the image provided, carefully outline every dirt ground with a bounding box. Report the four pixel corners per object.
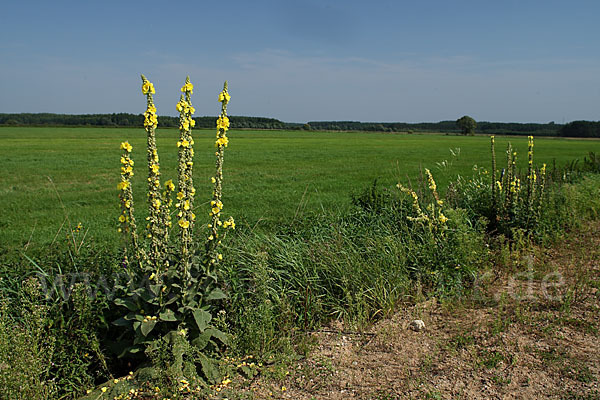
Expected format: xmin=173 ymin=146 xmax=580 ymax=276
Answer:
xmin=242 ymin=223 xmax=600 ymax=399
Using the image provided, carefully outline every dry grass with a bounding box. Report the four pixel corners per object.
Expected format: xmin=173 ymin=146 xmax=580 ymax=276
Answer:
xmin=237 ymin=222 xmax=600 ymax=399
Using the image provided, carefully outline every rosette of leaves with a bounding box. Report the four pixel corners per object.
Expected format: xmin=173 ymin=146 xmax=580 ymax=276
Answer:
xmin=112 ymin=255 xmax=228 ymax=383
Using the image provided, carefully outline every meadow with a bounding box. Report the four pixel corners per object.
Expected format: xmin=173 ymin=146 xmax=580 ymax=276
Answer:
xmin=1 ymin=123 xmax=600 ymax=399
xmin=1 ymin=126 xmax=598 ymax=255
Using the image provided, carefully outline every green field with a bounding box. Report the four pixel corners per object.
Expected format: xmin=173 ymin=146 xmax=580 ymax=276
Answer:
xmin=1 ymin=126 xmax=598 ymax=253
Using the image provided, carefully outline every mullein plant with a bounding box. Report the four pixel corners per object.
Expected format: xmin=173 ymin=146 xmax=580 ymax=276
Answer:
xmin=489 ymin=136 xmax=548 ymax=236
xmin=113 ymin=76 xmax=232 ymax=387
xmin=397 ymin=168 xmax=448 ymax=229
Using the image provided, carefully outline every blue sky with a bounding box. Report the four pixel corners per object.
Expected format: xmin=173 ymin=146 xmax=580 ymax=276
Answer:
xmin=1 ymin=0 xmax=599 ymax=123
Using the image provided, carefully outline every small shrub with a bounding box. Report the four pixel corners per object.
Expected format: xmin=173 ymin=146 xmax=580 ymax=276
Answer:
xmin=0 ymin=279 xmax=57 ymax=399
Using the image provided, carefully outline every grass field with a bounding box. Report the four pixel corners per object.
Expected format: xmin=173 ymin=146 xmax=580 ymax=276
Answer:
xmin=1 ymin=126 xmax=599 ymax=253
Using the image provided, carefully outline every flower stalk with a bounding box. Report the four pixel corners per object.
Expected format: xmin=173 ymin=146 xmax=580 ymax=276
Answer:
xmin=206 ymin=82 xmax=235 ymax=270
xmin=176 ymin=77 xmax=196 ymax=270
xmin=526 ymin=135 xmax=535 ymax=208
xmin=141 ymin=74 xmax=167 ymax=271
xmin=118 ymin=141 xmax=140 ymax=263
xmin=491 ymin=136 xmax=497 ymax=212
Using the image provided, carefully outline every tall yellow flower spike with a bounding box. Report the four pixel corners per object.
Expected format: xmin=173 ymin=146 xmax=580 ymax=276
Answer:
xmin=176 ymin=76 xmax=196 ymax=269
xmin=141 ymin=74 xmax=168 ymax=270
xmin=118 ymin=141 xmax=140 ymax=263
xmin=205 ymin=81 xmax=234 ymax=269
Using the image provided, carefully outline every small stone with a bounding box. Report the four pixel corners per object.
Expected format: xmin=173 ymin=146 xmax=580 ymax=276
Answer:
xmin=409 ymin=319 xmax=426 ymax=332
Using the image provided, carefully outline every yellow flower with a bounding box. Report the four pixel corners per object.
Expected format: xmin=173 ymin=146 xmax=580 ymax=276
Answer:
xmin=101 ymin=387 xmax=108 ymax=393
xmin=217 ymin=116 xmax=230 ymax=130
xmin=439 ymin=213 xmax=448 ymax=224
xmin=178 ymin=219 xmax=190 ymax=229
xmin=183 ymin=200 xmax=190 ymax=211
xmin=190 ymin=118 xmax=196 ymax=127
xmin=165 ymin=179 xmax=175 ymax=191
xmin=142 ymin=81 xmax=155 ymax=95
xmin=151 ymin=164 xmax=160 ymax=174
xmin=181 ymin=139 xmax=190 ymax=147
xmin=144 ymin=113 xmax=158 ymax=128
xmin=425 ymin=169 xmax=437 ymax=191
xmin=223 ymin=217 xmax=236 ymax=229
xmin=180 ymin=120 xmax=190 ymax=131
xmin=177 ymin=191 xmax=185 ymax=200
xmin=211 ymin=177 xmax=216 ymax=183
xmin=215 ymin=136 xmax=229 ymax=147
xmin=120 ymin=141 xmax=133 ymax=153
xmin=218 ymin=91 xmax=231 ymax=103
xmin=117 ymin=181 xmax=130 ymax=190
xmin=153 ymin=199 xmax=161 ymax=208
xmin=119 ymin=215 xmax=126 ymax=223
xmin=181 ymin=82 xmax=194 ymax=93
xmin=176 ymin=100 xmax=187 ymax=112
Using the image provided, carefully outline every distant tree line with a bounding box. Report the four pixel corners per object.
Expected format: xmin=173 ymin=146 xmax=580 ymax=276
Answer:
xmin=0 ymin=113 xmax=287 ymax=130
xmin=559 ymin=121 xmax=600 ymax=138
xmin=1 ymin=113 xmax=598 ymax=138
xmin=304 ymin=120 xmax=564 ymax=136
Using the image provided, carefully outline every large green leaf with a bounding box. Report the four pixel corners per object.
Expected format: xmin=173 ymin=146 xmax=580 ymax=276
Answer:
xmin=159 ymin=309 xmax=178 ymax=322
xmin=198 ymin=353 xmax=220 ymax=383
xmin=114 ymin=297 xmax=138 ymax=311
xmin=205 ymin=327 xmax=230 ymax=346
xmin=192 ymin=309 xmax=212 ymax=332
xmin=206 ymin=288 xmax=227 ymax=301
xmin=124 ymin=312 xmax=143 ymax=321
xmin=191 ymin=329 xmax=212 ymax=350
xmin=149 ymin=284 xmax=162 ymax=296
xmin=140 ymin=319 xmax=157 ymax=336
xmin=112 ymin=317 xmax=132 ymax=327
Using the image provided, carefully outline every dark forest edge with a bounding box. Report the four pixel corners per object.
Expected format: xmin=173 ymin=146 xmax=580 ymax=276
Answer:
xmin=1 ymin=113 xmax=599 ymax=137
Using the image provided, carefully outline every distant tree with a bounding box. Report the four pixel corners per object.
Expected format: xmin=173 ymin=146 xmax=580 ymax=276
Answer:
xmin=559 ymin=121 xmax=600 ymax=138
xmin=456 ymin=115 xmax=477 ymax=135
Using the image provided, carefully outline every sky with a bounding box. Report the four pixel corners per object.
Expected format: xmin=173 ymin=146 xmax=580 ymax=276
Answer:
xmin=1 ymin=0 xmax=599 ymax=123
